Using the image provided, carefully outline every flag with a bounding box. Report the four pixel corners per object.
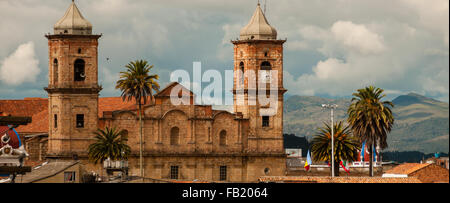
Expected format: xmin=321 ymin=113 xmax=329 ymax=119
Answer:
xmin=373 ymin=144 xmax=377 ymax=162
xmin=361 ymin=141 xmax=366 ymax=161
xmin=340 ymin=161 xmax=350 ymax=174
xmin=304 ymin=150 xmax=312 ymax=171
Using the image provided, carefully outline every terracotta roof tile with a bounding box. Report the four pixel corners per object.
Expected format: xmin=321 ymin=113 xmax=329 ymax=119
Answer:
xmin=0 ymin=98 xmax=47 ymax=117
xmin=259 ymin=176 xmax=422 ymax=183
xmin=155 ymin=82 xmax=193 ymax=97
xmin=98 ymin=97 xmax=136 ymax=116
xmin=16 ymin=109 xmax=48 ymax=133
xmin=1 ymin=97 xmax=136 ymax=134
xmin=384 ymin=163 xmax=432 ymax=175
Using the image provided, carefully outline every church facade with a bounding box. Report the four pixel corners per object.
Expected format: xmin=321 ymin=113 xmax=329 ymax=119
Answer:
xmin=6 ymin=2 xmax=288 ymax=182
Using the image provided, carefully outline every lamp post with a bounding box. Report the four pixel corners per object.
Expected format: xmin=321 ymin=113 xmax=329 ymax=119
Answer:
xmin=322 ymin=104 xmax=338 ymax=177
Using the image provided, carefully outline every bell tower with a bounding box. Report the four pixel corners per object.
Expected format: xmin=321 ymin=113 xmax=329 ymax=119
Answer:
xmin=232 ymin=3 xmax=287 ymax=153
xmin=45 ymin=1 xmax=102 ymax=158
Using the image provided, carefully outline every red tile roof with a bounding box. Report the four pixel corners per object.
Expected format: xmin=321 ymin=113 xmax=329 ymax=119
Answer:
xmin=0 ymin=98 xmax=47 ymax=117
xmin=155 ymin=82 xmax=193 ymax=97
xmin=259 ymin=176 xmax=422 ymax=183
xmin=98 ymin=97 xmax=136 ymax=115
xmin=384 ymin=163 xmax=432 ymax=175
xmin=0 ymin=97 xmax=136 ymax=134
xmin=16 ymin=109 xmax=48 ymax=133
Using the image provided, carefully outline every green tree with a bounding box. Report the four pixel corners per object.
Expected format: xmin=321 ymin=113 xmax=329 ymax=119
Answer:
xmin=88 ymin=127 xmax=131 ymax=164
xmin=311 ymin=121 xmax=361 ymax=176
xmin=347 ymin=86 xmax=394 ymax=176
xmin=115 ymin=60 xmax=160 ymax=177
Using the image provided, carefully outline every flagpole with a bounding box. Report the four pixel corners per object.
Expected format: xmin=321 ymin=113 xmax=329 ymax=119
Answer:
xmin=322 ymin=104 xmax=338 ymax=177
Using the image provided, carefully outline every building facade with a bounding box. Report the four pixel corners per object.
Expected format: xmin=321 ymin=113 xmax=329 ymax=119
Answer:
xmin=40 ymin=2 xmax=288 ymax=182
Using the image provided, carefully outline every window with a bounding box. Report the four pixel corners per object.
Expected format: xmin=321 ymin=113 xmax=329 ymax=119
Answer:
xmin=262 ymin=116 xmax=270 ymax=127
xmin=208 ymin=127 xmax=211 ymax=142
xmin=264 ymin=52 xmax=268 ymax=57
xmin=220 ymin=130 xmax=227 ymax=146
xmin=78 ymin=48 xmax=82 ymax=54
xmin=170 ymin=166 xmax=179 ymax=179
xmin=121 ymin=130 xmax=128 ymax=138
xmin=264 ymin=168 xmax=271 ymax=175
xmin=170 ymin=127 xmax=179 ymax=145
xmin=74 ymin=59 xmax=86 ymax=81
xmin=64 ymin=171 xmax=76 ymax=183
xmin=239 ymin=62 xmax=245 ymax=86
xmin=53 ymin=59 xmax=58 ymax=84
xmin=54 ymin=114 xmax=58 ymax=128
xmin=261 ymin=61 xmax=272 ymax=70
xmin=219 ymin=166 xmax=227 ymax=181
xmin=260 ymin=61 xmax=272 ymax=84
xmin=76 ymin=114 xmax=84 ymax=128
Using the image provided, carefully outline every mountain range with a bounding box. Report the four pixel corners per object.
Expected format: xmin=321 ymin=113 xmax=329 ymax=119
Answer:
xmin=283 ymin=93 xmax=449 ymax=154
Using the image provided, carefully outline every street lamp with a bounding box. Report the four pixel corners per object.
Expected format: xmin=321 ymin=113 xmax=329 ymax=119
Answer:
xmin=322 ymin=104 xmax=338 ymax=177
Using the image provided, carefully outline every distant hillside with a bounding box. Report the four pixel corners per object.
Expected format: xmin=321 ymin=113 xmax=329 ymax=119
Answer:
xmin=381 ymin=151 xmax=449 ymax=163
xmin=284 ymin=93 xmax=449 ymax=154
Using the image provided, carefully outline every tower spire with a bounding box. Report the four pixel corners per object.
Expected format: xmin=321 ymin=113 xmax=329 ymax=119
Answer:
xmin=239 ymin=3 xmax=277 ymax=40
xmin=54 ymin=0 xmax=92 ymax=35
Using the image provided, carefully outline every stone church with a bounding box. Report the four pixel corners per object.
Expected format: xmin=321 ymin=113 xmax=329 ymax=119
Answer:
xmin=0 ymin=1 xmax=288 ymax=182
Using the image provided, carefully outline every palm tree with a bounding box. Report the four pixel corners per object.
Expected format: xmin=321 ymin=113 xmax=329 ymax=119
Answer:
xmin=88 ymin=127 xmax=131 ymax=164
xmin=347 ymin=86 xmax=394 ymax=176
xmin=311 ymin=121 xmax=361 ymax=176
xmin=115 ymin=60 xmax=160 ymax=178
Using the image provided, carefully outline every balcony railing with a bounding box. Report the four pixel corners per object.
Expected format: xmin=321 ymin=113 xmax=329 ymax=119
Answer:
xmin=103 ymin=159 xmax=128 ymax=170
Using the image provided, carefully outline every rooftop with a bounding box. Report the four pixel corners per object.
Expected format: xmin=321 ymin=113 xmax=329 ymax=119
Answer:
xmin=384 ymin=163 xmax=432 ymax=175
xmin=15 ymin=160 xmax=79 ymax=183
xmin=259 ymin=176 xmax=422 ymax=183
xmin=0 ymin=97 xmax=136 ymax=134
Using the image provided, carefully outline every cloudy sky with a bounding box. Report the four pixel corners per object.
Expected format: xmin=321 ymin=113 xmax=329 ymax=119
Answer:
xmin=0 ymin=0 xmax=449 ymax=103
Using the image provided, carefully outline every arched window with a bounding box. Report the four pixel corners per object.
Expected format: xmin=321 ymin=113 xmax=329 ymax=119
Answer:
xmin=170 ymin=127 xmax=180 ymax=145
xmin=239 ymin=62 xmax=245 ymax=86
xmin=220 ymin=130 xmax=227 ymax=146
xmin=53 ymin=59 xmax=58 ymax=84
xmin=74 ymin=59 xmax=86 ymax=81
xmin=120 ymin=130 xmax=129 ymax=139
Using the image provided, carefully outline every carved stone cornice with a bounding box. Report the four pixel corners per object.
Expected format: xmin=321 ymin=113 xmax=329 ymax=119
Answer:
xmin=44 ymin=87 xmax=102 ymax=94
xmin=45 ymin=34 xmax=102 ymax=40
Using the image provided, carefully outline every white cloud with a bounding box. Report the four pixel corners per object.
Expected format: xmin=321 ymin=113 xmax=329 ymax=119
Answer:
xmin=217 ymin=23 xmax=243 ymax=61
xmin=99 ymin=66 xmax=120 ymax=96
xmin=399 ymin=0 xmax=449 ymax=47
xmin=286 ymin=40 xmax=310 ymax=51
xmin=0 ymin=42 xmax=40 ymax=85
xmin=331 ymin=21 xmax=386 ymax=55
xmin=0 ymin=0 xmax=448 ymax=102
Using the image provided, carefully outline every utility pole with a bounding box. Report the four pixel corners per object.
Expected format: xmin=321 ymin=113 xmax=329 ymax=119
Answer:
xmin=322 ymin=104 xmax=338 ymax=177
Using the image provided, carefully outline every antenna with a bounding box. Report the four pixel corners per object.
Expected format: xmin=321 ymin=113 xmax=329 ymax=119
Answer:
xmin=264 ymin=0 xmax=267 ymax=14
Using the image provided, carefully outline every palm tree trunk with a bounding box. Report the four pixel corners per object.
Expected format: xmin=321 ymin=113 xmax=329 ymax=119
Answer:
xmin=369 ymin=144 xmax=374 ymax=177
xmin=139 ymin=102 xmax=143 ymax=178
xmin=334 ymin=161 xmax=340 ymax=177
